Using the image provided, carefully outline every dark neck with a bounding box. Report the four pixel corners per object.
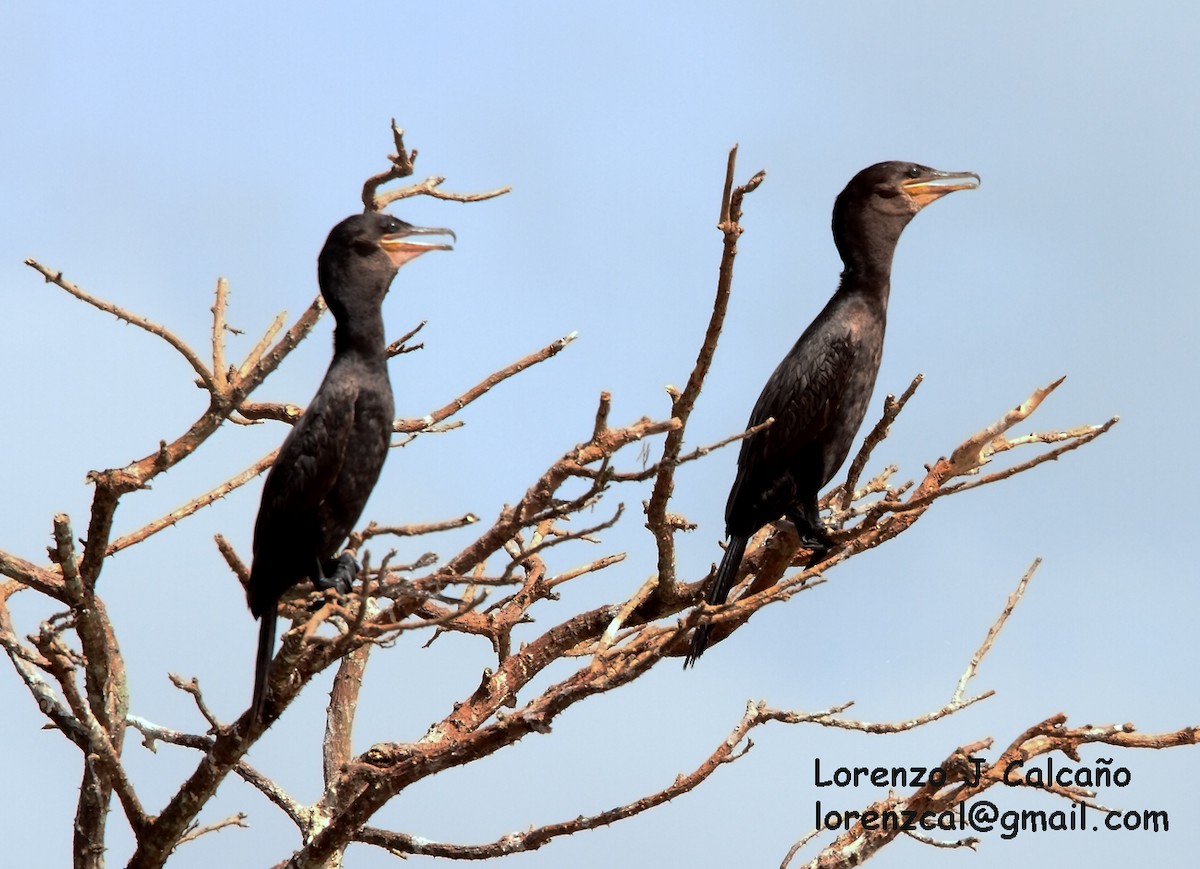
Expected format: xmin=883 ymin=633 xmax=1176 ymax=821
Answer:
xmin=331 ymin=307 xmax=386 ymax=360
xmin=836 ymin=269 xmax=891 ymax=313
xmin=834 ymin=211 xmax=911 ymax=291
xmin=321 ymin=262 xmax=393 ymax=361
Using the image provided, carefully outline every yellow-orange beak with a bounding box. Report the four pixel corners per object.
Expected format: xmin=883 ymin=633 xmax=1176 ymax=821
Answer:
xmin=380 ymin=224 xmax=456 ymax=267
xmin=901 ymin=170 xmax=980 ymax=209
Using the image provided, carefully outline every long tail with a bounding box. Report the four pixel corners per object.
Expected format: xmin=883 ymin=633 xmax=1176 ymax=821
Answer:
xmin=684 ymin=534 xmax=748 ymax=668
xmin=251 ymin=611 xmax=277 ymax=722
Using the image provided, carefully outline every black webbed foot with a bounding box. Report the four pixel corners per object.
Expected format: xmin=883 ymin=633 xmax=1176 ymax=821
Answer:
xmin=782 ymin=514 xmax=834 ymax=566
xmin=309 ymin=552 xmax=358 ymax=611
xmin=801 ymin=530 xmax=832 ymax=550
xmin=800 ymin=529 xmax=834 ymax=567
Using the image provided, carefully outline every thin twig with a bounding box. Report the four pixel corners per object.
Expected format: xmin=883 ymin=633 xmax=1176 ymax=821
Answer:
xmin=396 ymin=332 xmax=577 ymax=434
xmin=376 ymin=175 xmax=513 ymax=208
xmin=839 ymin=374 xmax=923 ymax=510
xmin=647 ymin=147 xmax=765 ymax=596
xmin=359 ymin=514 xmax=479 ymax=542
xmin=953 ymin=558 xmax=1039 ymax=704
xmin=211 ymin=277 xmax=230 ymax=391
xmin=236 ymin=309 xmax=291 ymax=381
xmin=572 ymin=418 xmax=771 ymax=482
xmin=363 ymin=120 xmax=511 ymax=211
xmin=386 ymin=320 xmax=427 ymax=358
xmin=107 ymin=451 xmax=277 ymax=556
xmin=177 ymin=813 xmax=248 ymax=845
xmin=168 ymin=674 xmax=222 ymax=732
xmin=24 ymin=259 xmax=216 ymax=392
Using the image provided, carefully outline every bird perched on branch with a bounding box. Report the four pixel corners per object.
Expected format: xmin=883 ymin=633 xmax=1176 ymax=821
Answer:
xmin=685 ymin=162 xmax=978 ymax=666
xmin=248 ymin=212 xmax=454 ymax=720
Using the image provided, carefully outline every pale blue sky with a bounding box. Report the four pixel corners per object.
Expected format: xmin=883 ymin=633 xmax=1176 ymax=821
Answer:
xmin=2 ymin=4 xmax=1197 ymax=867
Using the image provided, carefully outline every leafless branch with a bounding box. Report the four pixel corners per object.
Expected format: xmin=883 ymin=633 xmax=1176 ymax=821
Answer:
xmin=349 ymin=620 xmax=1009 ymax=868
xmin=126 ymin=715 xmax=213 ymax=753
xmin=211 ymin=277 xmax=231 ymax=391
xmin=573 ymin=417 xmax=772 ymax=482
xmin=0 ymin=549 xmax=67 ymax=599
xmin=953 ymin=558 xmax=1039 ymax=704
xmin=647 ymin=146 xmax=766 ymax=597
xmin=839 ymin=374 xmax=922 ymax=510
xmin=359 ymin=513 xmax=479 ymax=543
xmin=177 ymin=813 xmax=249 ymax=845
xmin=386 ymin=319 xmax=427 ymax=357
xmin=107 ymin=452 xmax=277 ymax=556
xmin=234 ymin=401 xmax=302 ymax=424
xmin=24 ymin=258 xmax=217 ymax=392
xmin=377 ymin=174 xmax=513 ymax=207
xmin=362 ymin=120 xmax=511 ymax=211
xmin=168 ymin=674 xmax=221 ymax=732
xmin=396 ymin=331 xmax=578 ymax=435
xmin=546 ymin=551 xmax=626 ymax=590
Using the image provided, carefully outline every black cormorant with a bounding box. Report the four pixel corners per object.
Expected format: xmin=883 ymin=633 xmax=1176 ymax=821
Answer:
xmin=248 ymin=212 xmax=454 ymax=719
xmin=685 ymin=162 xmax=978 ymax=666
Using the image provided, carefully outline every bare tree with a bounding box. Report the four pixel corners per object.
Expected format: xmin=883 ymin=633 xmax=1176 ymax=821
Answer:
xmin=1 ymin=125 xmax=1190 ymax=869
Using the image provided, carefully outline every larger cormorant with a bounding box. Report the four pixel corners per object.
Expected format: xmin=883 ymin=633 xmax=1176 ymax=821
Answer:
xmin=685 ymin=162 xmax=978 ymax=666
xmin=248 ymin=212 xmax=454 ymax=719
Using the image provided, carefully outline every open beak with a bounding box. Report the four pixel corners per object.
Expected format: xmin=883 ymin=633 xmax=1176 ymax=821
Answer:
xmin=901 ymin=170 xmax=980 ymax=209
xmin=380 ymin=224 xmax=456 ymax=267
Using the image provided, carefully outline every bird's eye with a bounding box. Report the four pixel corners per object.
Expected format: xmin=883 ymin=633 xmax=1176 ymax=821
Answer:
xmin=906 ymin=166 xmax=921 ymax=179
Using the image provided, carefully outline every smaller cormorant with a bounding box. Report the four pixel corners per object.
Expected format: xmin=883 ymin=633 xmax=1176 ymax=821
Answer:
xmin=248 ymin=212 xmax=454 ymax=719
xmin=685 ymin=162 xmax=978 ymax=667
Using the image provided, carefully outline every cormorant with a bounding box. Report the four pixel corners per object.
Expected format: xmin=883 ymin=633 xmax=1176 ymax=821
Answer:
xmin=685 ymin=162 xmax=978 ymax=667
xmin=248 ymin=212 xmax=454 ymax=719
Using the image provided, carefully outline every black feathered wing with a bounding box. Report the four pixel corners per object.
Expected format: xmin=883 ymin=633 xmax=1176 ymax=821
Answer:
xmin=247 ymin=377 xmax=358 ymax=618
xmin=724 ymin=309 xmax=864 ymax=538
xmin=313 ymin=372 xmax=394 ymax=560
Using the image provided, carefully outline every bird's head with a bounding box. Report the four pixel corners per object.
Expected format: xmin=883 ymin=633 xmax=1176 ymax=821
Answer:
xmin=839 ymin=161 xmax=980 ymax=221
xmin=832 ymin=162 xmax=978 ymax=271
xmin=317 ymin=212 xmax=455 ymax=312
